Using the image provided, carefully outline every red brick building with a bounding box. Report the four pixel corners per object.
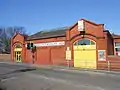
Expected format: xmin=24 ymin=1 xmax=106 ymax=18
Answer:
xmin=11 ymin=19 xmax=120 ymax=69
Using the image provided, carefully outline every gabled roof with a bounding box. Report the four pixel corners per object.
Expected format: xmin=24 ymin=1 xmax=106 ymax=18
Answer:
xmin=26 ymin=19 xmax=105 ymax=40
xmin=27 ymin=26 xmax=70 ymax=40
xmin=80 ymin=19 xmax=104 ymax=26
xmin=112 ymin=33 xmax=120 ymax=39
xmin=69 ymin=18 xmax=104 ymax=30
xmin=20 ymin=34 xmax=28 ymax=40
xmin=11 ymin=32 xmax=28 ymax=40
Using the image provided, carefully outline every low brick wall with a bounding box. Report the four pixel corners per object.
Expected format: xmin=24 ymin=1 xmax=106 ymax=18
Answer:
xmin=0 ymin=54 xmax=11 ymax=62
xmin=97 ymin=55 xmax=120 ymax=70
xmin=108 ymin=55 xmax=120 ymax=61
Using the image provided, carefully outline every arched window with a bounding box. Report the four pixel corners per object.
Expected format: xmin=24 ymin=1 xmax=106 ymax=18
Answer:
xmin=74 ymin=38 xmax=95 ymax=45
xmin=15 ymin=45 xmax=22 ymax=48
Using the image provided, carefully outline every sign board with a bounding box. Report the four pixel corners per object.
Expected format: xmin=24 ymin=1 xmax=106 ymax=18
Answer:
xmin=98 ymin=50 xmax=106 ymax=61
xmin=67 ymin=47 xmax=70 ymax=51
xmin=25 ymin=41 xmax=65 ymax=47
xmin=78 ymin=20 xmax=84 ymax=31
xmin=66 ymin=50 xmax=71 ymax=60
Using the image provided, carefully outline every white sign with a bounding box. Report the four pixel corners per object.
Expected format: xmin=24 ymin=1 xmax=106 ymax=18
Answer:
xmin=67 ymin=47 xmax=70 ymax=51
xmin=98 ymin=50 xmax=106 ymax=61
xmin=78 ymin=20 xmax=84 ymax=31
xmin=25 ymin=41 xmax=65 ymax=47
xmin=66 ymin=50 xmax=71 ymax=60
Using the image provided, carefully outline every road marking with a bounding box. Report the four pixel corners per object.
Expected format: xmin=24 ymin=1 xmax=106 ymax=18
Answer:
xmin=27 ymin=73 xmax=105 ymax=90
xmin=1 ymin=77 xmax=17 ymax=82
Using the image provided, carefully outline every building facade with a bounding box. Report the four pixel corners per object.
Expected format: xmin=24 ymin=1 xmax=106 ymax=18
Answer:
xmin=11 ymin=19 xmax=120 ymax=69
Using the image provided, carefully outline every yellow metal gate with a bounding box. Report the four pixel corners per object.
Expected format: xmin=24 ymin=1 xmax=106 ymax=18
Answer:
xmin=73 ymin=38 xmax=96 ymax=69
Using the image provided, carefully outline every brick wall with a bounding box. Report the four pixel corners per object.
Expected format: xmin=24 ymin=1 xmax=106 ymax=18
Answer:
xmin=0 ymin=54 xmax=11 ymax=61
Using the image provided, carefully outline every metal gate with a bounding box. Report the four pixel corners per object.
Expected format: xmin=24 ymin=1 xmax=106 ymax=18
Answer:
xmin=73 ymin=38 xmax=96 ymax=69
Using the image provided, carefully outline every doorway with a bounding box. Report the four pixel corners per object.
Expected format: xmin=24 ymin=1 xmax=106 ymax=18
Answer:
xmin=73 ymin=38 xmax=96 ymax=69
xmin=14 ymin=45 xmax=22 ymax=62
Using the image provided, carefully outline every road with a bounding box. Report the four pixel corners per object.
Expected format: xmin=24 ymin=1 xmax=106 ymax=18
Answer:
xmin=0 ymin=63 xmax=120 ymax=90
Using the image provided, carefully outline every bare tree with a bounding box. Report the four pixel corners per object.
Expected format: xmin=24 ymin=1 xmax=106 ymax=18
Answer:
xmin=0 ymin=27 xmax=27 ymax=54
xmin=6 ymin=27 xmax=26 ymax=38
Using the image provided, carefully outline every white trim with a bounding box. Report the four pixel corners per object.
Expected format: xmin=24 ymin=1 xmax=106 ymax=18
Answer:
xmin=25 ymin=41 xmax=65 ymax=47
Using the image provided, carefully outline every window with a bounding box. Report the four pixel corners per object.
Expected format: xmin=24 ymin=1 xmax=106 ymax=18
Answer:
xmin=78 ymin=39 xmax=84 ymax=45
xmin=115 ymin=48 xmax=120 ymax=51
xmin=15 ymin=45 xmax=21 ymax=48
xmin=115 ymin=42 xmax=120 ymax=47
xmin=74 ymin=42 xmax=78 ymax=45
xmin=82 ymin=39 xmax=90 ymax=45
xmin=74 ymin=38 xmax=95 ymax=45
xmin=115 ymin=43 xmax=120 ymax=56
xmin=91 ymin=41 xmax=95 ymax=45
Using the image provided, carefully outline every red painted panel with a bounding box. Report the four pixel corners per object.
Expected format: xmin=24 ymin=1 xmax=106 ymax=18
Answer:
xmin=51 ymin=46 xmax=66 ymax=65
xmin=36 ymin=47 xmax=50 ymax=65
xmin=25 ymin=49 xmax=33 ymax=63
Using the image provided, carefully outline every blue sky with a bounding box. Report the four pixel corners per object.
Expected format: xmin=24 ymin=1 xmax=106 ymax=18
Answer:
xmin=0 ymin=0 xmax=120 ymax=35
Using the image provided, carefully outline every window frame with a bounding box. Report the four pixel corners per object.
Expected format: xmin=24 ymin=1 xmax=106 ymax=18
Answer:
xmin=15 ymin=45 xmax=22 ymax=48
xmin=73 ymin=38 xmax=95 ymax=45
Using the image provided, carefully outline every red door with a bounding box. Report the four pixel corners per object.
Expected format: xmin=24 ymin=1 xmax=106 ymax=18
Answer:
xmin=36 ymin=47 xmax=50 ymax=65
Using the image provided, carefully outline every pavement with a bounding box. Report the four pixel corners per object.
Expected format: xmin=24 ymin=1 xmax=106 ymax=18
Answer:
xmin=1 ymin=62 xmax=120 ymax=76
xmin=33 ymin=64 xmax=120 ymax=76
xmin=0 ymin=62 xmax=120 ymax=90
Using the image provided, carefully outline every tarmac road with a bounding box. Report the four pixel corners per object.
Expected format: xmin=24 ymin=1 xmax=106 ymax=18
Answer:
xmin=0 ymin=62 xmax=120 ymax=90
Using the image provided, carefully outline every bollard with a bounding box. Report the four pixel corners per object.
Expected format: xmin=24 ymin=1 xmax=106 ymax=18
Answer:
xmin=67 ymin=60 xmax=70 ymax=68
xmin=107 ymin=61 xmax=110 ymax=71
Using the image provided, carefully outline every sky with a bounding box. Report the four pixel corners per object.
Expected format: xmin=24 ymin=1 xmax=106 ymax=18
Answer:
xmin=0 ymin=0 xmax=120 ymax=35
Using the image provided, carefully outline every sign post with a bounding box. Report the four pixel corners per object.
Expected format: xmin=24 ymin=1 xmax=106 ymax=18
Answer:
xmin=66 ymin=48 xmax=71 ymax=68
